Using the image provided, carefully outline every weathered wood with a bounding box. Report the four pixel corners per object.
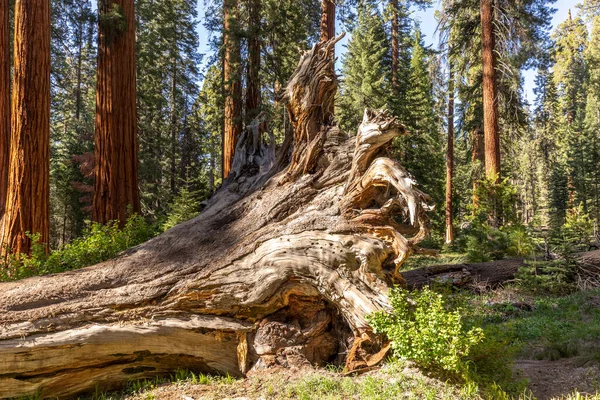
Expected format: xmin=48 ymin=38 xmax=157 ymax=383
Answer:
xmin=0 ymin=37 xmax=431 ymax=398
xmin=402 ymin=249 xmax=600 ymax=290
xmin=402 ymin=258 xmax=526 ymax=289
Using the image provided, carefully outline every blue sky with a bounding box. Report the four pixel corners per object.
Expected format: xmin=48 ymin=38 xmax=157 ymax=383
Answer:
xmin=194 ymin=0 xmax=582 ymax=103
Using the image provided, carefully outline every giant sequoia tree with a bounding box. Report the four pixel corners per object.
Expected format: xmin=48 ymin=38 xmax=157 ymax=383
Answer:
xmin=480 ymin=0 xmax=500 ymax=182
xmin=0 ymin=0 xmax=51 ymax=254
xmin=93 ymin=0 xmax=141 ymax=225
xmin=222 ymin=0 xmax=243 ymax=179
xmin=0 ymin=0 xmax=9 ymax=218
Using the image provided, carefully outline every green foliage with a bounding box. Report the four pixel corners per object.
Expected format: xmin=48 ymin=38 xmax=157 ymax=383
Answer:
xmin=162 ymin=179 xmax=202 ymax=231
xmin=561 ymin=205 xmax=595 ymax=250
xmin=0 ymin=215 xmax=158 ymax=282
xmin=368 ymin=287 xmax=484 ymax=374
xmin=98 ymin=3 xmax=127 ymax=44
xmin=338 ymin=4 xmax=390 ymax=133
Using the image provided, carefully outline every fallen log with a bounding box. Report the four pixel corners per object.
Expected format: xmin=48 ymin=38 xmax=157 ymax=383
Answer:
xmin=0 ymin=36 xmax=432 ymax=398
xmin=402 ymin=258 xmax=526 ymax=289
xmin=402 ymin=249 xmax=600 ymax=290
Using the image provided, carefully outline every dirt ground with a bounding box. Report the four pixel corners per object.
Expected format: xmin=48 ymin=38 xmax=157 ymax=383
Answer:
xmin=515 ymin=358 xmax=600 ymax=400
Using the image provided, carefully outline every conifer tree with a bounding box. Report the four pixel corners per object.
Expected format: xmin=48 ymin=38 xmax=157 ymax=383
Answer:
xmin=338 ymin=4 xmax=389 ymax=133
xmin=0 ymin=0 xmax=10 ymax=218
xmin=93 ymin=0 xmax=141 ymax=225
xmin=401 ymin=28 xmax=444 ymax=221
xmin=1 ymin=0 xmax=51 ymax=254
xmin=222 ymin=0 xmax=242 ymax=179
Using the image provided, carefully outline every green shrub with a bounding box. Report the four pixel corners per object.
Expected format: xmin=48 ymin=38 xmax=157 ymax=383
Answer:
xmin=0 ymin=214 xmax=158 ymax=282
xmin=368 ymin=287 xmax=484 ymax=374
xmin=162 ymin=185 xmax=202 ymax=231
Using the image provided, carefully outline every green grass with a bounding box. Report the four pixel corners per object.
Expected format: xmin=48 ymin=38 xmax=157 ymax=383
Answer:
xmin=464 ymin=287 xmax=600 ymax=361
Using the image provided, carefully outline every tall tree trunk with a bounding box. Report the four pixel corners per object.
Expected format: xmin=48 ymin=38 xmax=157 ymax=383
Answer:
xmin=480 ymin=0 xmax=500 ymax=181
xmin=390 ymin=0 xmax=399 ymax=93
xmin=320 ymin=0 xmax=335 ymax=43
xmin=222 ymin=0 xmax=242 ymax=179
xmin=472 ymin=127 xmax=484 ymax=210
xmin=445 ymin=67 xmax=455 ymax=245
xmin=93 ymin=0 xmax=141 ymax=225
xmin=0 ymin=0 xmax=50 ymax=254
xmin=245 ymin=0 xmax=261 ymax=125
xmin=0 ymin=0 xmax=10 ymax=218
xmin=169 ymin=59 xmax=178 ymax=194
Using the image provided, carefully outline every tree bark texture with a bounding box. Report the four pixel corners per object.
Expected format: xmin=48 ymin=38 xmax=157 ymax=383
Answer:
xmin=445 ymin=67 xmax=455 ymax=245
xmin=390 ymin=0 xmax=399 ymax=93
xmin=245 ymin=0 xmax=261 ymax=124
xmin=0 ymin=37 xmax=436 ymax=398
xmin=93 ymin=0 xmax=141 ymax=226
xmin=223 ymin=0 xmax=243 ymax=179
xmin=472 ymin=127 xmax=484 ymax=209
xmin=0 ymin=0 xmax=50 ymax=255
xmin=320 ymin=0 xmax=335 ymax=43
xmin=0 ymin=0 xmax=10 ymax=218
xmin=480 ymin=0 xmax=500 ymax=182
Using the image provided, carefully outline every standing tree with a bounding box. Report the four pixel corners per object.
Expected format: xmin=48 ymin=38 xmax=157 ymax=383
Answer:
xmin=93 ymin=0 xmax=141 ymax=225
xmin=320 ymin=0 xmax=335 ymax=43
xmin=0 ymin=0 xmax=9 ymax=218
xmin=480 ymin=0 xmax=500 ymax=182
xmin=445 ymin=66 xmax=455 ymax=244
xmin=245 ymin=0 xmax=261 ymax=124
xmin=390 ymin=0 xmax=400 ymax=92
xmin=0 ymin=0 xmax=51 ymax=254
xmin=222 ymin=0 xmax=242 ymax=179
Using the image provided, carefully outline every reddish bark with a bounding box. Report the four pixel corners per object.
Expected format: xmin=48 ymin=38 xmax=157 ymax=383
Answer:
xmin=390 ymin=0 xmax=399 ymax=92
xmin=223 ymin=0 xmax=242 ymax=179
xmin=1 ymin=0 xmax=51 ymax=254
xmin=93 ymin=0 xmax=141 ymax=225
xmin=245 ymin=0 xmax=261 ymax=124
xmin=445 ymin=68 xmax=455 ymax=245
xmin=480 ymin=0 xmax=500 ymax=182
xmin=0 ymin=0 xmax=10 ymax=218
xmin=320 ymin=0 xmax=335 ymax=43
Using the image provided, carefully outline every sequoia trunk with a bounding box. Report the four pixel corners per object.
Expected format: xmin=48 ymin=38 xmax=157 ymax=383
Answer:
xmin=320 ymin=0 xmax=335 ymax=43
xmin=245 ymin=0 xmax=261 ymax=124
xmin=222 ymin=0 xmax=243 ymax=179
xmin=0 ymin=0 xmax=9 ymax=217
xmin=0 ymin=0 xmax=50 ymax=254
xmin=390 ymin=0 xmax=399 ymax=92
xmin=93 ymin=0 xmax=141 ymax=225
xmin=480 ymin=0 xmax=500 ymax=181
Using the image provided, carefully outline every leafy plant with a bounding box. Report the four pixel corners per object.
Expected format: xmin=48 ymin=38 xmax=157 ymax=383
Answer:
xmin=0 ymin=214 xmax=158 ymax=282
xmin=368 ymin=287 xmax=484 ymax=374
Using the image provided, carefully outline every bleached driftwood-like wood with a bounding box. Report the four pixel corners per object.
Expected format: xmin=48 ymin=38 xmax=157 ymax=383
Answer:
xmin=0 ymin=36 xmax=433 ymax=398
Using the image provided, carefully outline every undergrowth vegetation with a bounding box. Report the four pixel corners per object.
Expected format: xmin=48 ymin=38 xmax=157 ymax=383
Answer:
xmin=0 ymin=214 xmax=158 ymax=281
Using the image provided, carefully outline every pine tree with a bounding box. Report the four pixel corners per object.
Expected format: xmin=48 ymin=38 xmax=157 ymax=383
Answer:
xmin=1 ymin=0 xmax=51 ymax=254
xmin=49 ymin=0 xmax=97 ymax=246
xmin=338 ymin=4 xmax=389 ymax=133
xmin=401 ymin=27 xmax=444 ymax=224
xmin=445 ymin=65 xmax=455 ymax=244
xmin=93 ymin=0 xmax=141 ymax=225
xmin=136 ymin=0 xmax=201 ymax=216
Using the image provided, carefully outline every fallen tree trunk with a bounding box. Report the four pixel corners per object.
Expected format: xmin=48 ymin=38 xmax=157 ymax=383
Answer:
xmin=402 ymin=258 xmax=526 ymax=289
xmin=403 ymin=249 xmax=600 ymax=290
xmin=0 ymin=36 xmax=433 ymax=398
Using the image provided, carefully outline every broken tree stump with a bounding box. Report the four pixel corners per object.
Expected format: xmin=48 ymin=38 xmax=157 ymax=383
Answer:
xmin=1 ymin=36 xmax=431 ymax=398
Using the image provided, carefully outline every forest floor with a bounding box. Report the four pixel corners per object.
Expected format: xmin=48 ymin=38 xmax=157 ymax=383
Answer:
xmin=74 ymin=283 xmax=600 ymax=400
